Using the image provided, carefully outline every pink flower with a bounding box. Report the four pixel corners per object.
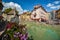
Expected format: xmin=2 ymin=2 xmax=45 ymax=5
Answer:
xmin=6 ymin=23 xmax=11 ymax=29
xmin=19 ymin=33 xmax=28 ymax=40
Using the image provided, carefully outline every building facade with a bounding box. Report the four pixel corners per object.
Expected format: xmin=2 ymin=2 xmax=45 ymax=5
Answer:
xmin=20 ymin=12 xmax=31 ymax=22
xmin=50 ymin=9 xmax=60 ymax=24
xmin=2 ymin=8 xmax=19 ymax=23
xmin=31 ymin=5 xmax=49 ymax=22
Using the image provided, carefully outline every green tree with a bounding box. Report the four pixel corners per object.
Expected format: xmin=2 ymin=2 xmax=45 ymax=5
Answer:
xmin=4 ymin=8 xmax=12 ymax=14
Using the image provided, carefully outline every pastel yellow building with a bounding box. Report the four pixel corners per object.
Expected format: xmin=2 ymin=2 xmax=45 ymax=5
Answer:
xmin=20 ymin=12 xmax=31 ymax=22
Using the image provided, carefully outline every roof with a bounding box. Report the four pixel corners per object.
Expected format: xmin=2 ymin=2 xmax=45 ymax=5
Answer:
xmin=7 ymin=9 xmax=15 ymax=15
xmin=20 ymin=12 xmax=31 ymax=16
xmin=34 ymin=5 xmax=41 ymax=9
xmin=33 ymin=5 xmax=47 ymax=13
xmin=56 ymin=9 xmax=60 ymax=13
xmin=52 ymin=9 xmax=60 ymax=14
xmin=41 ymin=6 xmax=47 ymax=13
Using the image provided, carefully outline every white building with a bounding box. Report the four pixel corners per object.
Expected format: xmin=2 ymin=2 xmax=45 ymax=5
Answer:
xmin=31 ymin=5 xmax=49 ymax=22
xmin=2 ymin=8 xmax=20 ymax=24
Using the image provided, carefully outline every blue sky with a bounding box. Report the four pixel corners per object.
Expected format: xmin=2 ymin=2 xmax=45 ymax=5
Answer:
xmin=2 ymin=0 xmax=60 ymax=12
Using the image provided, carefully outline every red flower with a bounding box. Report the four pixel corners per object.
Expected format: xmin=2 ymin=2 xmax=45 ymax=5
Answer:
xmin=6 ymin=23 xmax=12 ymax=29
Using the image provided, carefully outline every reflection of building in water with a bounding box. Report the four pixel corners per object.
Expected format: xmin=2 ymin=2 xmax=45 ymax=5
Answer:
xmin=31 ymin=5 xmax=49 ymax=22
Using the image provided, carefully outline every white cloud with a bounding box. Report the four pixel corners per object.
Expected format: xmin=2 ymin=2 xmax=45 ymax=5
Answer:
xmin=54 ymin=1 xmax=60 ymax=4
xmin=57 ymin=5 xmax=60 ymax=8
xmin=47 ymin=3 xmax=54 ymax=7
xmin=2 ymin=2 xmax=28 ymax=14
xmin=50 ymin=6 xmax=56 ymax=9
xmin=46 ymin=1 xmax=60 ymax=9
xmin=23 ymin=10 xmax=29 ymax=12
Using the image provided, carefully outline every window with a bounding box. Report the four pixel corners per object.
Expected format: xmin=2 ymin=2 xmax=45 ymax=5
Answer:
xmin=41 ymin=11 xmax=45 ymax=15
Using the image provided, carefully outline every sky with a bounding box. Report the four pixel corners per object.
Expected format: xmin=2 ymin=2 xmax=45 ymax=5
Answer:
xmin=2 ymin=0 xmax=60 ymax=14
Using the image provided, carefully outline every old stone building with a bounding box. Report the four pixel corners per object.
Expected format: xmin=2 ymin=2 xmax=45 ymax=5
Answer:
xmin=31 ymin=5 xmax=49 ymax=22
xmin=50 ymin=10 xmax=56 ymax=20
xmin=56 ymin=9 xmax=60 ymax=19
xmin=51 ymin=9 xmax=60 ymax=24
xmin=2 ymin=8 xmax=19 ymax=23
xmin=20 ymin=12 xmax=31 ymax=22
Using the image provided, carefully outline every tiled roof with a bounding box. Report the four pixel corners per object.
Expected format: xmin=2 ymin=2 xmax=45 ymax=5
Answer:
xmin=34 ymin=5 xmax=41 ymax=9
xmin=7 ymin=9 xmax=15 ymax=15
xmin=33 ymin=5 xmax=47 ymax=13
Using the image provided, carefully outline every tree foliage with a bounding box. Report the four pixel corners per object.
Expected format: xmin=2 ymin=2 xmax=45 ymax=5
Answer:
xmin=4 ymin=8 xmax=12 ymax=14
xmin=4 ymin=8 xmax=18 ymax=14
